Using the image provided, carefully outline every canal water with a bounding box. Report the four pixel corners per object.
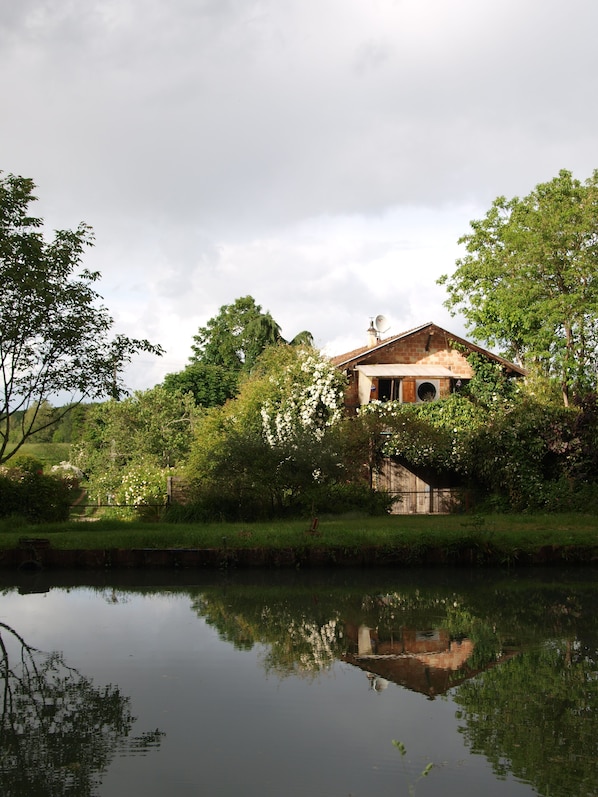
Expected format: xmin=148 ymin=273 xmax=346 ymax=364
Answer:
xmin=1 ymin=567 xmax=596 ymax=797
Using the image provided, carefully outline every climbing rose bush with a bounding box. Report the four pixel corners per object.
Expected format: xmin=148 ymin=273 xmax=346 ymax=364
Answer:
xmin=359 ymin=394 xmax=486 ymax=473
xmin=260 ymin=350 xmax=345 ymax=447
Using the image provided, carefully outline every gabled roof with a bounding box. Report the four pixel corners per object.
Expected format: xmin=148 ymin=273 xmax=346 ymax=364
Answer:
xmin=330 ymin=322 xmax=527 ymax=376
xmin=356 ymin=364 xmax=456 ymax=377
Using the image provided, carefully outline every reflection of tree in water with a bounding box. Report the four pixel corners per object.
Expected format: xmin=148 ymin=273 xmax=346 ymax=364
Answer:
xmin=192 ymin=585 xmax=502 ymax=680
xmin=193 ymin=592 xmax=345 ymax=677
xmin=0 ymin=621 xmax=163 ymax=797
xmin=454 ymin=633 xmax=598 ymax=796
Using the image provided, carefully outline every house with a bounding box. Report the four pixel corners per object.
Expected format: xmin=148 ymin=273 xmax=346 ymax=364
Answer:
xmin=330 ymin=320 xmax=526 ymax=413
xmin=341 ymin=621 xmax=476 ymax=696
xmin=330 ymin=321 xmax=526 ymax=513
xmin=341 ymin=621 xmax=518 ymax=697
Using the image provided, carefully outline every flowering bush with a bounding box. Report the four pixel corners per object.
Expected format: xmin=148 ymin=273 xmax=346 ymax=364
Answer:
xmin=360 ymin=394 xmax=486 ymax=474
xmin=185 ymin=346 xmax=351 ymax=519
xmin=114 ymin=461 xmax=169 ymax=520
xmin=83 ymin=460 xmax=168 ymax=520
xmin=259 ymin=349 xmax=345 ymax=447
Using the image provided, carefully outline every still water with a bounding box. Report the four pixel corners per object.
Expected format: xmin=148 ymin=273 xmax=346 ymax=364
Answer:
xmin=1 ymin=567 xmax=597 ymax=797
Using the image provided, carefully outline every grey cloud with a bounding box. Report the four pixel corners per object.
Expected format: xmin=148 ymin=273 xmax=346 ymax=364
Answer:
xmin=2 ymin=0 xmax=597 ymax=387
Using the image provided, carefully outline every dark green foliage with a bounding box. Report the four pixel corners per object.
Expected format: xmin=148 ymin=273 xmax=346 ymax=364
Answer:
xmin=190 ymin=296 xmax=280 ymax=373
xmin=161 ymin=502 xmax=213 ymax=523
xmin=7 ymin=404 xmax=95 ymax=445
xmin=464 ymin=352 xmax=518 ymax=406
xmin=181 ymin=345 xmax=350 ymax=520
xmin=298 ymin=482 xmax=394 ymax=516
xmin=20 ymin=400 xmax=58 ymax=443
xmin=369 ymin=370 xmax=598 ymax=512
xmin=76 ymin=386 xmax=198 ymax=471
xmin=466 ymin=397 xmax=578 ymax=511
xmin=163 ymin=363 xmax=239 ymax=407
xmin=184 ymin=421 xmax=341 ymax=521
xmin=455 ymin=644 xmax=598 ymax=797
xmin=73 ymin=386 xmax=199 ymax=510
xmin=566 ymin=392 xmax=598 ymax=482
xmin=50 ymin=402 xmax=98 ymax=443
xmin=0 ymin=465 xmax=71 ymax=522
xmin=373 ymin=393 xmax=486 ymax=475
xmin=163 ymin=296 xmax=314 ymax=413
xmin=190 ymin=295 xmax=313 ymax=375
xmin=184 ymin=425 xmax=307 ymax=521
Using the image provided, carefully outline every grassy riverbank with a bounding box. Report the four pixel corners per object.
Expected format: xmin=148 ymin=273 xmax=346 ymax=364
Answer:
xmin=1 ymin=513 xmax=597 ymax=556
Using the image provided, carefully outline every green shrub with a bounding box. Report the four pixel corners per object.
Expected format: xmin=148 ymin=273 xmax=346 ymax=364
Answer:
xmin=164 ymin=479 xmax=393 ymax=523
xmin=179 ymin=483 xmax=272 ymax=522
xmin=299 ymin=482 xmax=393 ymax=516
xmin=8 ymin=454 xmax=44 ymax=474
xmin=162 ymin=502 xmax=214 ymax=524
xmin=0 ymin=466 xmax=72 ymax=522
xmin=114 ymin=461 xmax=168 ymax=521
xmin=0 ymin=514 xmax=29 ymax=532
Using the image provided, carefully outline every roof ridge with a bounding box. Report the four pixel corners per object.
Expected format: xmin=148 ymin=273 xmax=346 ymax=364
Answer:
xmin=328 ymin=321 xmax=526 ymax=375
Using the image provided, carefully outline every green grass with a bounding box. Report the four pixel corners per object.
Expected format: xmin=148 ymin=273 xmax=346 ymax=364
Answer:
xmin=0 ymin=512 xmax=597 ymax=554
xmin=6 ymin=442 xmax=71 ymax=468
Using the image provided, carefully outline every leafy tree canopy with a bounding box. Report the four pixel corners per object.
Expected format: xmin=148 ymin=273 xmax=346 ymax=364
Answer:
xmin=439 ymin=169 xmax=598 ymax=406
xmin=0 ymin=172 xmax=163 ymax=464
xmin=162 ymin=362 xmax=239 ymax=407
xmin=190 ymin=295 xmax=313 ymax=375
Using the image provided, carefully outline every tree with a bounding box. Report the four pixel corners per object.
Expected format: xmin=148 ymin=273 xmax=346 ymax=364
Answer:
xmin=190 ymin=295 xmax=313 ymax=376
xmin=20 ymin=400 xmax=57 ymax=443
xmin=0 ymin=172 xmax=163 ymax=464
xmin=73 ymin=385 xmax=199 ymax=511
xmin=184 ymin=345 xmax=348 ymax=518
xmin=162 ymin=362 xmax=239 ymax=407
xmin=438 ymin=169 xmax=598 ymax=406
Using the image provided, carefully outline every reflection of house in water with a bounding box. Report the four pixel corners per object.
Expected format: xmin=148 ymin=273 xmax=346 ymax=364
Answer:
xmin=342 ymin=623 xmax=478 ymax=698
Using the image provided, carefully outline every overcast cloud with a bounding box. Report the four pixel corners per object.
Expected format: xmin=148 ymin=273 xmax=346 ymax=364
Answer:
xmin=2 ymin=0 xmax=597 ymax=392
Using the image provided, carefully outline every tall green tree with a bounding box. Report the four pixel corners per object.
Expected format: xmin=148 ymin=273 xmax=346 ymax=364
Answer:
xmin=21 ymin=400 xmax=57 ymax=443
xmin=0 ymin=172 xmax=163 ymax=464
xmin=439 ymin=169 xmax=598 ymax=406
xmin=190 ymin=295 xmax=313 ymax=375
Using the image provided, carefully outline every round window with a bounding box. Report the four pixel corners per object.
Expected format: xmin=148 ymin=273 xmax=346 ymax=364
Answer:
xmin=417 ymin=381 xmax=438 ymax=401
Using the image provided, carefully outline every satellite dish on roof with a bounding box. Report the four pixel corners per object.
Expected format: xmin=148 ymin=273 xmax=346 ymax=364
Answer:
xmin=374 ymin=314 xmax=390 ymax=334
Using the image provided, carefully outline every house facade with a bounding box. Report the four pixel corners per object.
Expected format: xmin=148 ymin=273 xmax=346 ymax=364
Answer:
xmin=330 ymin=321 xmax=526 ymax=514
xmin=331 ymin=321 xmax=525 ymax=413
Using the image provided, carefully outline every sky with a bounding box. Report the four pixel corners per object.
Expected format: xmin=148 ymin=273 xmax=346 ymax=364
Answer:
xmin=2 ymin=0 xmax=598 ymax=393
